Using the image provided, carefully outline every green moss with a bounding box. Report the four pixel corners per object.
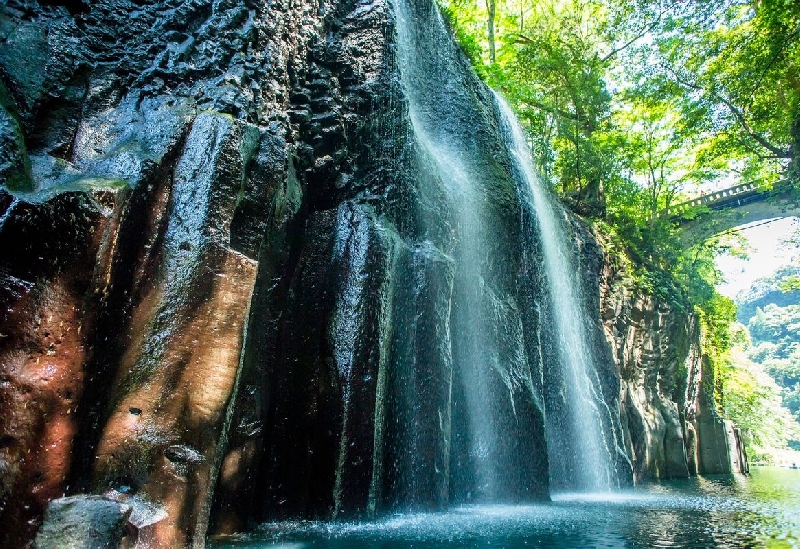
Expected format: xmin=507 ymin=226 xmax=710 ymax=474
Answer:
xmin=0 ymin=78 xmax=21 ymax=119
xmin=0 ymin=81 xmax=33 ymax=193
xmin=96 ymin=438 xmax=160 ymax=492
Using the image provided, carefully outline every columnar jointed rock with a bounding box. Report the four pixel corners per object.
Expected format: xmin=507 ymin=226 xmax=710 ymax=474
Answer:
xmin=1 ymin=0 xmax=327 ymax=544
xmin=591 ymin=229 xmax=748 ymax=481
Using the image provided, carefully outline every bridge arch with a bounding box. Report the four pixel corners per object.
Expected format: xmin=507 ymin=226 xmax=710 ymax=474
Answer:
xmin=672 ymin=183 xmax=800 ymax=244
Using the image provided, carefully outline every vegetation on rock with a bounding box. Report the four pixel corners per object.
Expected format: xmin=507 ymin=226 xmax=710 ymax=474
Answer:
xmin=441 ymin=0 xmax=800 ymax=460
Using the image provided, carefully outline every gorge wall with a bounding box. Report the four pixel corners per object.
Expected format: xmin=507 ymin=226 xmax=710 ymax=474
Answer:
xmin=0 ymin=0 xmax=743 ymax=547
xmin=588 ymin=229 xmax=748 ymax=482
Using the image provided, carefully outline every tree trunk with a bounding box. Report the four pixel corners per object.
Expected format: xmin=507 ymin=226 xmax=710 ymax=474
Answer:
xmin=487 ymin=0 xmax=496 ymax=64
xmin=789 ymin=113 xmax=800 ymax=186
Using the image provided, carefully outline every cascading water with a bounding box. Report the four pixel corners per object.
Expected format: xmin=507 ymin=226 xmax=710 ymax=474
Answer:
xmin=390 ymin=0 xmax=549 ymax=503
xmin=495 ymin=95 xmax=630 ymax=491
xmin=0 ymin=198 xmax=19 ymax=231
xmin=392 ymin=0 xmax=506 ymax=500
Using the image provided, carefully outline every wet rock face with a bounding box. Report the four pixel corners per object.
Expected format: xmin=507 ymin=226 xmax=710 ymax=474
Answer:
xmin=35 ymin=495 xmax=132 ymax=549
xmin=589 ymin=229 xmax=746 ymax=481
xmin=0 ymin=188 xmax=124 ymax=546
xmin=1 ymin=0 xmax=551 ymax=544
xmin=1 ymin=0 xmax=328 ymax=544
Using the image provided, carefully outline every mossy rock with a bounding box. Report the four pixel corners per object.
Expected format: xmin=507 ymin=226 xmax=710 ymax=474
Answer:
xmin=0 ymin=97 xmax=32 ymax=192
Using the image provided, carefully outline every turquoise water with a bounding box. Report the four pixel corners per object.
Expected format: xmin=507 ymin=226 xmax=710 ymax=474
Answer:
xmin=210 ymin=467 xmax=800 ymax=548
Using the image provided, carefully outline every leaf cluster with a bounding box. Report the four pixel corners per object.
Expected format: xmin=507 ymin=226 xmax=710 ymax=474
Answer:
xmin=440 ymin=0 xmax=800 ymax=457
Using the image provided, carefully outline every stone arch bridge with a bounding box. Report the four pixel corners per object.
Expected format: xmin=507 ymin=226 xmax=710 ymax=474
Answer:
xmin=670 ymin=181 xmax=800 ymax=243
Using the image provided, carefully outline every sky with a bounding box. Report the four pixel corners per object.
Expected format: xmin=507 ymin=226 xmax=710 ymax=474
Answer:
xmin=716 ymin=217 xmax=800 ymax=299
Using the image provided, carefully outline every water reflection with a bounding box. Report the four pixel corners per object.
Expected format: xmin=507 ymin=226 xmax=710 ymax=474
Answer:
xmin=211 ymin=467 xmax=800 ymax=549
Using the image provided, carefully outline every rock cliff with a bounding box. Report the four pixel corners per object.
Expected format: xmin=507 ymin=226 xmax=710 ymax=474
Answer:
xmin=0 ymin=0 xmax=382 ymax=544
xmin=590 ymin=229 xmax=748 ymax=482
xmin=0 ymin=0 xmax=743 ymax=546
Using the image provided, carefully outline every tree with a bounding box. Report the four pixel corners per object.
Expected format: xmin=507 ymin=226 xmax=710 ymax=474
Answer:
xmin=613 ymin=99 xmax=695 ymax=224
xmin=631 ymin=0 xmax=800 ymax=188
xmin=721 ymin=343 xmax=800 ymax=461
xmin=497 ymin=0 xmax=619 ymax=215
xmin=746 ymin=303 xmax=800 ymax=426
xmin=486 ymin=0 xmax=497 ymax=63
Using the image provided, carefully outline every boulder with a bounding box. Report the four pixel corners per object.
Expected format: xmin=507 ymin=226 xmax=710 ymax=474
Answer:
xmin=35 ymin=495 xmax=131 ymax=549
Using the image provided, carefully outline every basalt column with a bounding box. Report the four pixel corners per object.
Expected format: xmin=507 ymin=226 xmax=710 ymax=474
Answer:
xmin=0 ymin=0 xmax=332 ymax=544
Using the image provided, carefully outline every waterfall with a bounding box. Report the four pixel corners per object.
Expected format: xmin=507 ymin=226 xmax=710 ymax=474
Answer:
xmin=495 ymin=95 xmax=628 ymax=491
xmin=390 ymin=0 xmax=549 ymax=503
xmin=389 ymin=0 xmax=628 ymax=501
xmin=254 ymin=0 xmax=623 ymax=519
xmin=393 ymin=0 xmax=503 ymax=500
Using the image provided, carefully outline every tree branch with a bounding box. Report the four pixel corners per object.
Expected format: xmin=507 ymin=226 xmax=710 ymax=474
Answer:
xmin=600 ymin=12 xmax=663 ymax=63
xmin=515 ymin=33 xmax=534 ymax=45
xmin=751 ymin=26 xmax=800 ymax=99
xmin=517 ymin=97 xmax=581 ymax=122
xmin=663 ymin=64 xmax=792 ymax=159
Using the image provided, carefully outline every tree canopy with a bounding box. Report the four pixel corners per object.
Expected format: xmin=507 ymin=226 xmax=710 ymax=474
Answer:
xmin=441 ymin=0 xmax=799 ymax=213
xmin=440 ymin=0 xmax=800 ymax=460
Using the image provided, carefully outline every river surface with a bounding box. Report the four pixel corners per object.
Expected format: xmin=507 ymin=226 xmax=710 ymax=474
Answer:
xmin=211 ymin=466 xmax=800 ymax=548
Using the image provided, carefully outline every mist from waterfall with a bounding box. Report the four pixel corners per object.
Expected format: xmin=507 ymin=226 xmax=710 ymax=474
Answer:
xmin=495 ymin=94 xmax=623 ymax=491
xmin=393 ymin=0 xmax=503 ymax=500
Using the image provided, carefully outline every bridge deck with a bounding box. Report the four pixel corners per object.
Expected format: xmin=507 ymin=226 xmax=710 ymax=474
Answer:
xmin=669 ymin=182 xmax=765 ymax=218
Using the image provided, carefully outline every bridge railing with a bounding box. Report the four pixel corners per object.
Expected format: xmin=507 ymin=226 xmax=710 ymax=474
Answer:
xmin=667 ymin=182 xmax=760 ymax=216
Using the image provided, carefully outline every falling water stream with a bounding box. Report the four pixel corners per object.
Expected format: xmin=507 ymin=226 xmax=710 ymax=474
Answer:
xmin=0 ymin=197 xmax=19 ymax=231
xmin=393 ymin=0 xmax=508 ymax=500
xmin=495 ymin=96 xmax=625 ymax=491
xmin=385 ymin=0 xmax=629 ymax=498
xmin=392 ymin=0 xmax=624 ymax=491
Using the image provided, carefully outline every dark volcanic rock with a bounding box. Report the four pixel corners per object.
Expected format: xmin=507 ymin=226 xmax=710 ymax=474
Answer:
xmin=35 ymin=495 xmax=131 ymax=549
xmin=2 ymin=0 xmax=547 ymax=543
xmin=0 ymin=185 xmax=126 ymax=546
xmin=1 ymin=0 xmax=321 ymax=543
xmin=0 ymin=0 xmax=742 ymax=546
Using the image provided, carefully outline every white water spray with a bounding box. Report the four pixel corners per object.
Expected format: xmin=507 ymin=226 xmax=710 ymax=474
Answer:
xmin=495 ymin=94 xmax=621 ymax=491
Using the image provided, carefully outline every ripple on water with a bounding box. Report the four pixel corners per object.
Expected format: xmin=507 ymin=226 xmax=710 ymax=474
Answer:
xmin=210 ymin=467 xmax=800 ymax=549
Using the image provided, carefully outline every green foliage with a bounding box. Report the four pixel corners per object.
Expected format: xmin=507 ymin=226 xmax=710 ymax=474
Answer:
xmin=442 ymin=0 xmax=799 ymax=208
xmin=736 ymin=265 xmax=800 ymax=321
xmin=778 ymin=276 xmax=800 ymax=292
xmin=633 ymin=0 xmax=799 ymax=186
xmin=749 ymin=303 xmax=800 ymax=345
xmin=720 ymin=345 xmax=800 ymax=462
xmin=722 ymin=269 xmax=800 ymax=456
xmin=442 ymin=0 xmax=800 ymax=457
xmin=745 ymin=303 xmax=800 ymax=428
xmin=439 ymin=0 xmax=485 ymax=67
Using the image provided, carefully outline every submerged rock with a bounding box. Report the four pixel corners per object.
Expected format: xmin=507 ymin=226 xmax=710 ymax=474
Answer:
xmin=35 ymin=495 xmax=131 ymax=549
